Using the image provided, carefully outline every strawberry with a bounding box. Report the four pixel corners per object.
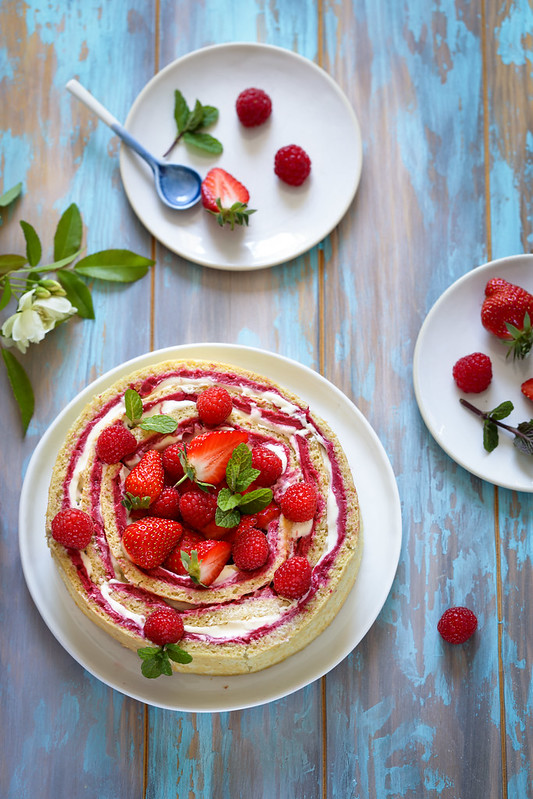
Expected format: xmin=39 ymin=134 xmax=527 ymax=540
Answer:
xmin=182 ymin=539 xmax=232 ymax=586
xmin=182 ymin=429 xmax=249 ymax=487
xmin=251 ymin=445 xmax=283 ymax=486
xmin=273 ymin=556 xmax=312 ymax=599
xmin=164 ymin=530 xmax=205 ymax=574
xmin=280 ymin=481 xmax=318 ymax=522
xmin=437 ymin=606 xmax=478 ymax=644
xmin=150 ymin=486 xmax=182 ymax=519
xmin=196 ymin=386 xmax=233 ymax=426
xmin=201 ymin=167 xmax=256 ymax=229
xmin=521 ymin=378 xmax=533 ymax=401
xmin=255 ymin=501 xmax=281 ymax=529
xmin=232 ymin=527 xmax=270 ymax=571
xmin=143 ymin=607 xmax=184 ymax=646
xmin=122 ymin=517 xmax=183 ymax=569
xmin=236 ymin=87 xmax=272 ymax=127
xmin=124 ymin=449 xmax=164 ymax=507
xmin=96 ymin=424 xmax=137 ymax=464
xmin=481 ymin=278 xmax=533 ymax=359
xmin=200 ymin=518 xmax=238 ymax=540
xmin=162 ymin=442 xmax=186 ymax=482
xmin=179 ymin=490 xmax=217 ymax=530
xmin=51 ymin=508 xmax=94 ymax=549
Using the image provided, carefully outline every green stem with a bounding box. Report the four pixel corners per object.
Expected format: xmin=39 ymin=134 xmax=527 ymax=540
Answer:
xmin=459 ymin=398 xmax=530 ymax=443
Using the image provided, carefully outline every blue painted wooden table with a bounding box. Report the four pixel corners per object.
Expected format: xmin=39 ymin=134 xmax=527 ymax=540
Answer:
xmin=1 ymin=1 xmax=531 ymax=797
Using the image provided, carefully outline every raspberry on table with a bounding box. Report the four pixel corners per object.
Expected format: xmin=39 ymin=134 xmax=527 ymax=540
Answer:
xmin=232 ymin=527 xmax=270 ymax=571
xmin=144 ymin=607 xmax=185 ymax=646
xmin=274 ymin=144 xmax=311 ymax=186
xmin=452 ymin=352 xmax=492 ymax=393
xmin=236 ymin=87 xmax=272 ymax=127
xmin=251 ymin=445 xmax=283 ymax=486
xmin=273 ymin=556 xmax=312 ymax=599
xmin=437 ymin=606 xmax=478 ymax=644
xmin=196 ymin=386 xmax=233 ymax=426
xmin=280 ymin=481 xmax=317 ymax=522
xmin=96 ymin=424 xmax=137 ymax=464
xmin=179 ymin=490 xmax=217 ymax=530
xmin=51 ymin=508 xmax=94 ymax=549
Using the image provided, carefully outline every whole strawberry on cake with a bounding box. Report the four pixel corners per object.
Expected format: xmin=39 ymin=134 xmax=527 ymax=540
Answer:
xmin=46 ymin=360 xmax=362 ymax=677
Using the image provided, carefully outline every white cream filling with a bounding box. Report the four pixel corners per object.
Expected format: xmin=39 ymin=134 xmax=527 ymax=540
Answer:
xmin=100 ymin=579 xmax=146 ymax=626
xmin=183 ymin=612 xmax=282 ymax=639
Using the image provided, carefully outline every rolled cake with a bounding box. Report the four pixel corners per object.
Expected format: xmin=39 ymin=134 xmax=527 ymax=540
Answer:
xmin=46 ymin=359 xmax=363 ymax=676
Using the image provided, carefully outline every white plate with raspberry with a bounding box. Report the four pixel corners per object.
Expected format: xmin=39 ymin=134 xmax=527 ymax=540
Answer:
xmin=413 ymin=253 xmax=533 ymax=492
xmin=19 ymin=343 xmax=401 ymax=712
xmin=119 ymin=43 xmax=363 ymax=270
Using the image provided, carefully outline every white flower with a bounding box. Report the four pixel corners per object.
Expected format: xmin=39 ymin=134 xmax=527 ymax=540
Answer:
xmin=1 ymin=289 xmax=77 ymax=353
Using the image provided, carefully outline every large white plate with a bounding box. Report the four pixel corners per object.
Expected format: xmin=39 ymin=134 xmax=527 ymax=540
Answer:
xmin=19 ymin=344 xmax=401 ymax=712
xmin=413 ymin=254 xmax=533 ymax=492
xmin=119 ymin=43 xmax=363 ymax=270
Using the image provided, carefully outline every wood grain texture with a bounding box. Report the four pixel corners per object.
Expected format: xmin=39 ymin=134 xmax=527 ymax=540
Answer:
xmin=1 ymin=0 xmax=531 ymax=797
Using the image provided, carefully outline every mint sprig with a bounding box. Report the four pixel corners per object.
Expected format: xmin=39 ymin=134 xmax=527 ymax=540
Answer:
xmin=137 ymin=643 xmax=192 ymax=678
xmin=459 ymin=398 xmax=533 ymax=454
xmin=214 ymin=443 xmax=273 ymax=528
xmin=163 ymin=90 xmax=222 ymax=158
xmin=124 ymin=387 xmax=178 ymax=435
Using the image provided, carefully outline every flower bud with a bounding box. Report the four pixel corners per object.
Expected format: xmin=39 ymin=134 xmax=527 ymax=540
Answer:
xmin=34 ymin=286 xmax=52 ymax=299
xmin=39 ymin=278 xmax=66 ymax=297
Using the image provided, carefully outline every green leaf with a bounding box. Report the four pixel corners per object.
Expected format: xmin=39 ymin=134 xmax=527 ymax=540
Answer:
xmin=140 ymin=655 xmax=166 ymax=678
xmin=138 ymin=415 xmax=178 ymax=434
xmin=0 ymin=277 xmax=12 ymax=311
xmin=489 ymin=401 xmax=513 ymax=421
xmin=75 ymin=249 xmax=154 ymax=282
xmin=19 ymin=220 xmax=42 ymax=267
xmin=225 ymin=443 xmax=259 ymax=493
xmin=166 ymin=643 xmax=193 ymax=664
xmin=124 ymin=388 xmax=143 ymax=423
xmin=217 ymin=487 xmax=242 ymax=512
xmin=0 ymin=182 xmax=22 ymax=207
xmin=214 ymin=505 xmax=241 ymax=529
xmin=186 ymin=99 xmax=204 ymax=132
xmin=201 ymin=105 xmax=219 ymax=128
xmin=37 ymin=250 xmax=81 ymax=273
xmin=2 ymin=349 xmax=35 ymax=434
xmin=238 ymin=487 xmax=273 ymax=515
xmin=183 ymin=131 xmax=223 ymax=154
xmin=173 ymin=89 xmax=190 ymax=132
xmin=483 ymin=420 xmax=499 ymax=453
xmin=514 ymin=420 xmax=533 ymax=455
xmin=57 ymin=270 xmax=94 ymax=319
xmin=0 ymin=254 xmax=27 ymax=275
xmin=54 ymin=203 xmax=83 ymax=261
xmin=137 ymin=646 xmax=161 ymax=659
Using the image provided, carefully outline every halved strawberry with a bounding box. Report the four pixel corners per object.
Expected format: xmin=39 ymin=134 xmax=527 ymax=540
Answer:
xmin=201 ymin=168 xmax=256 ymax=229
xmin=182 ymin=430 xmax=249 ymax=487
xmin=122 ymin=517 xmax=183 ymax=569
xmin=124 ymin=449 xmax=164 ymax=509
xmin=521 ymin=378 xmax=533 ymax=402
xmin=163 ymin=529 xmax=205 ymax=575
xmin=200 ymin=518 xmax=238 ymax=540
xmin=193 ymin=540 xmax=232 ymax=586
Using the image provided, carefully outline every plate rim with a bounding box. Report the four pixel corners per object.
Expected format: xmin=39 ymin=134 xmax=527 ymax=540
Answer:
xmin=19 ymin=343 xmax=401 ymax=711
xmin=413 ymin=252 xmax=533 ymax=492
xmin=119 ymin=42 xmax=363 ymax=271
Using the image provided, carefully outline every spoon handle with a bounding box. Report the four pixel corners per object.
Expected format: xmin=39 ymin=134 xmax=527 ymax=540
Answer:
xmin=66 ymin=79 xmax=120 ymax=128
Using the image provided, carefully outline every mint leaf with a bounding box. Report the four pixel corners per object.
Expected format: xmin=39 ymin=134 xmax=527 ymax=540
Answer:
xmin=238 ymin=488 xmax=273 ymax=515
xmin=182 ymin=131 xmax=223 ymax=154
xmin=75 ymin=249 xmax=154 ymax=282
xmin=489 ymin=401 xmax=514 ymax=421
xmin=174 ymin=90 xmax=190 ymax=131
xmin=0 ymin=254 xmax=27 ymax=275
xmin=138 ymin=415 xmax=178 ymax=434
xmin=186 ymin=99 xmax=204 ymax=131
xmin=2 ymin=349 xmax=35 ymax=434
xmin=125 ymin=388 xmax=143 ymax=423
xmin=225 ymin=442 xmax=259 ymax=492
xmin=201 ymin=105 xmax=219 ymax=127
xmin=20 ymin=220 xmax=42 ymax=266
xmin=0 ymin=182 xmax=22 ymax=207
xmin=57 ymin=269 xmax=94 ymax=319
xmin=214 ymin=505 xmax=241 ymax=528
xmin=217 ymin=487 xmax=242 ymax=512
xmin=483 ymin=419 xmax=499 ymax=452
xmin=0 ymin=277 xmax=12 ymax=311
xmin=514 ymin=420 xmax=533 ymax=455
xmin=137 ymin=646 xmax=161 ymax=659
xmin=166 ymin=643 xmax=193 ymax=664
xmin=54 ymin=203 xmax=83 ymax=261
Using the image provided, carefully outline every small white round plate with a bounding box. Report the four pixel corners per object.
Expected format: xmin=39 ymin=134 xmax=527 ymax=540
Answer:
xmin=119 ymin=43 xmax=363 ymax=270
xmin=20 ymin=344 xmax=401 ymax=712
xmin=413 ymin=253 xmax=533 ymax=492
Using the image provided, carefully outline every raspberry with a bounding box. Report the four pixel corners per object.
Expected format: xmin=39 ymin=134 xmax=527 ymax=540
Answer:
xmin=143 ymin=607 xmax=184 ymax=646
xmin=150 ymin=486 xmax=182 ymax=519
xmin=452 ymin=352 xmax=492 ymax=393
xmin=96 ymin=424 xmax=137 ymax=464
xmin=51 ymin=508 xmax=94 ymax=549
xmin=179 ymin=490 xmax=217 ymax=530
xmin=273 ymin=556 xmax=312 ymax=599
xmin=162 ymin=443 xmax=186 ymax=482
xmin=251 ymin=446 xmax=283 ymax=486
xmin=236 ymin=87 xmax=272 ymax=127
xmin=196 ymin=386 xmax=233 ymax=426
xmin=274 ymin=144 xmax=311 ymax=186
xmin=232 ymin=527 xmax=270 ymax=571
xmin=280 ymin=482 xmax=317 ymax=522
xmin=437 ymin=606 xmax=478 ymax=644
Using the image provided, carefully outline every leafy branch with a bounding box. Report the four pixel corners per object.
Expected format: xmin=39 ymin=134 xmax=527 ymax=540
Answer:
xmin=162 ymin=90 xmax=222 ymax=158
xmin=0 ymin=185 xmax=155 ymax=434
xmin=459 ymin=398 xmax=533 ymax=455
